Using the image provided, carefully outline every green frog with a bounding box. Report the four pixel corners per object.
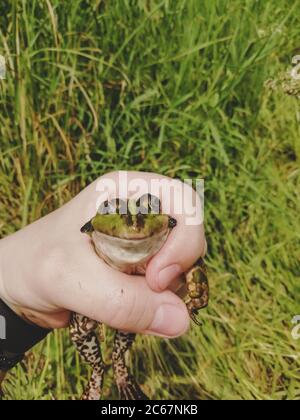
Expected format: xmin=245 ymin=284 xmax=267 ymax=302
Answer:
xmin=70 ymin=194 xmax=209 ymax=400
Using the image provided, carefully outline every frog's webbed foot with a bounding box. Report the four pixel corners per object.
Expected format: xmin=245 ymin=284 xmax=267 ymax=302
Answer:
xmin=112 ymin=331 xmax=149 ymax=401
xmin=118 ymin=374 xmax=149 ymax=400
xmin=185 ymin=258 xmax=209 ymax=325
xmin=70 ymin=313 xmax=105 ymax=400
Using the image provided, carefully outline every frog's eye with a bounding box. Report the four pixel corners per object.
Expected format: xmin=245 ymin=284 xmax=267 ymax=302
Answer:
xmin=136 ymin=194 xmax=161 ymax=214
xmin=98 ymin=199 xmax=128 ymax=215
xmin=98 ymin=200 xmax=114 ymax=215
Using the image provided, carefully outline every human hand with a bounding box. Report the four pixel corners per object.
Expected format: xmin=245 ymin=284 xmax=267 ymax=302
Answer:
xmin=0 ymin=171 xmax=206 ymax=338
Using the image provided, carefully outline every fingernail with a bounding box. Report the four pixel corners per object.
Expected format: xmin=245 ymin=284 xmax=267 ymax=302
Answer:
xmin=158 ymin=264 xmax=182 ymax=290
xmin=147 ymin=304 xmax=189 ymax=337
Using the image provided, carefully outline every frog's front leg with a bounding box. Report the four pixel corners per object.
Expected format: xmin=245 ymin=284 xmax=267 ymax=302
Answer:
xmin=112 ymin=331 xmax=149 ymax=400
xmin=70 ymin=313 xmax=105 ymax=400
xmin=184 ymin=258 xmax=209 ymax=325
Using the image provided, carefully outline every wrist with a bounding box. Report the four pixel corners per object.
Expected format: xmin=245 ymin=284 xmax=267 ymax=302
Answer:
xmin=0 ymin=238 xmax=9 ymax=306
xmin=0 ymin=298 xmax=52 ymax=372
xmin=0 ymin=235 xmax=70 ymax=331
xmin=0 ymin=237 xmax=21 ymax=318
xmin=0 ymin=238 xmax=51 ymax=373
xmin=0 ymin=237 xmax=37 ymax=325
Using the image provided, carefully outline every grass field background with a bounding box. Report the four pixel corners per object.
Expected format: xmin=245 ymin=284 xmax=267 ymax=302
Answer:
xmin=0 ymin=0 xmax=300 ymax=400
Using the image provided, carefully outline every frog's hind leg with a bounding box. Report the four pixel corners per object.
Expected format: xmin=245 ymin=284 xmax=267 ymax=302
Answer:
xmin=70 ymin=313 xmax=105 ymax=400
xmin=112 ymin=331 xmax=149 ymax=400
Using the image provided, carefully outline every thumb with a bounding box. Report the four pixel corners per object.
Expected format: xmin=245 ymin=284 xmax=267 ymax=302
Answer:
xmin=52 ymin=250 xmax=190 ymax=338
xmin=146 ymin=221 xmax=206 ymax=292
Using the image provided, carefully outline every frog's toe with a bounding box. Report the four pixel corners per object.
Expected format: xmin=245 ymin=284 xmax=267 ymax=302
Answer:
xmin=117 ymin=377 xmax=149 ymax=400
xmin=190 ymin=311 xmax=203 ymax=327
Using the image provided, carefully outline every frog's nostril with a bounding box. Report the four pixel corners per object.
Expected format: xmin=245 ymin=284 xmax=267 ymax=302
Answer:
xmin=168 ymin=217 xmax=177 ymax=228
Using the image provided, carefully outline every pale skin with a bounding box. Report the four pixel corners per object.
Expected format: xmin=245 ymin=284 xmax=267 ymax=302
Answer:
xmin=0 ymin=171 xmax=206 ymax=389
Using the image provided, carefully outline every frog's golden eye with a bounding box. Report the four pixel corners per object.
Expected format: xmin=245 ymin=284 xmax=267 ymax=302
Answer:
xmin=98 ymin=200 xmax=114 ymax=215
xmin=136 ymin=194 xmax=161 ymax=215
xmin=98 ymin=198 xmax=128 ymax=215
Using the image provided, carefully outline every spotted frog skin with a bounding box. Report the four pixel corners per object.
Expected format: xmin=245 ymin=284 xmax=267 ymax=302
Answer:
xmin=70 ymin=194 xmax=209 ymax=400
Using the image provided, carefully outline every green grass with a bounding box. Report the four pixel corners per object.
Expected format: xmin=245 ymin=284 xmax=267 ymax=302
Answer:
xmin=1 ymin=0 xmax=300 ymax=400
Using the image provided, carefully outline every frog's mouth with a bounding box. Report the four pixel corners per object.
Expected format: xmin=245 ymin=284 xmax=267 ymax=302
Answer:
xmin=83 ymin=215 xmax=177 ymax=240
xmin=91 ymin=229 xmax=170 ymax=274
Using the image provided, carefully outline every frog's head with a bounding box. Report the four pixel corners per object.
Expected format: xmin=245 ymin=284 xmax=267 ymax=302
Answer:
xmin=81 ymin=194 xmax=177 ymax=240
xmin=81 ymin=194 xmax=177 ymax=272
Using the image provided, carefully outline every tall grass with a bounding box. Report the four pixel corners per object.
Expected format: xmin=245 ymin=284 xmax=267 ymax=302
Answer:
xmin=0 ymin=0 xmax=300 ymax=400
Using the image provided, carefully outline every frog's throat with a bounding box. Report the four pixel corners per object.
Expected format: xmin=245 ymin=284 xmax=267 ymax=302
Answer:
xmin=91 ymin=229 xmax=170 ymax=275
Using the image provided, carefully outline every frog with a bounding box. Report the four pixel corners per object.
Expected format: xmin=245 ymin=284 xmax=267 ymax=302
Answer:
xmin=70 ymin=194 xmax=209 ymax=400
